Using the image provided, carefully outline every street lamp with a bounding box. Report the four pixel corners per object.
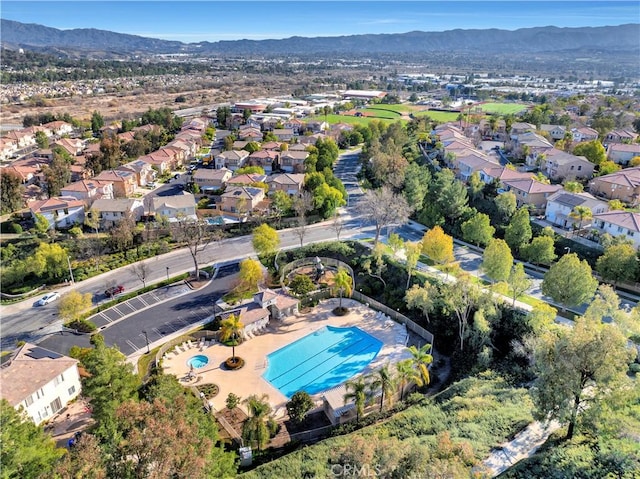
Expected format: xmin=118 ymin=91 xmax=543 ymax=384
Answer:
xmin=66 ymin=255 xmax=75 ymax=285
xmin=166 ymin=266 xmax=170 ymax=280
xmin=142 ymin=330 xmax=150 ymax=354
xmin=564 ymin=247 xmax=571 ymax=254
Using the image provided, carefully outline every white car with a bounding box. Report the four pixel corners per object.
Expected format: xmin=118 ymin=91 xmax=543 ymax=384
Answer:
xmin=35 ymin=292 xmax=60 ymax=306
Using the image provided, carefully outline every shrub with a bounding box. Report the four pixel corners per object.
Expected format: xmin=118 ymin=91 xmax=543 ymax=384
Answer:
xmin=68 ymin=226 xmax=83 ymax=237
xmin=226 ymin=393 xmax=241 ymax=410
xmin=629 ymin=363 xmax=640 ymax=374
xmin=65 ymin=319 xmax=97 ymax=333
xmin=289 ymin=274 xmax=316 ymax=295
xmin=10 ymin=223 xmax=22 ymax=234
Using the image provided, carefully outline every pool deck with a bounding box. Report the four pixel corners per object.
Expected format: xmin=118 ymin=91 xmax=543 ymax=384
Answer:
xmin=162 ymin=298 xmax=411 ymax=413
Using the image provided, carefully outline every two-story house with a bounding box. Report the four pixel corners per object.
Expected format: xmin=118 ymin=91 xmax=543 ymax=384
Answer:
xmin=502 ymin=179 xmax=562 ymax=214
xmin=605 ymin=129 xmax=638 ymax=144
xmin=248 ymin=150 xmax=279 ymax=173
xmin=592 ymin=211 xmax=640 ymax=249
xmin=60 ymin=179 xmax=114 ymax=204
xmin=280 ymin=150 xmax=309 ymax=173
xmin=606 ymin=143 xmax=640 ymax=165
xmin=29 ymin=196 xmax=85 ymax=230
xmin=539 ymin=124 xmax=567 ymax=141
xmin=543 ymin=148 xmax=595 ymax=181
xmin=0 ymin=343 xmax=81 ymax=425
xmin=588 ymin=167 xmax=640 ymax=206
xmin=215 ymin=150 xmax=250 ymax=171
xmin=43 ymin=120 xmax=74 ymax=137
xmin=220 ymin=186 xmax=266 ymax=216
xmin=53 ymin=138 xmax=85 ymax=157
xmin=117 ymin=160 xmax=155 ymax=187
xmin=93 ymin=170 xmax=137 ymax=197
xmin=266 ymin=173 xmax=306 ymax=196
xmin=91 ymin=198 xmax=144 ymax=229
xmin=153 ymin=192 xmax=197 ymax=221
xmin=272 ymin=128 xmax=294 ymax=142
xmin=571 ymin=126 xmax=599 ymax=143
xmin=193 ymin=168 xmax=232 ymax=192
xmin=544 ymin=190 xmax=609 ymax=229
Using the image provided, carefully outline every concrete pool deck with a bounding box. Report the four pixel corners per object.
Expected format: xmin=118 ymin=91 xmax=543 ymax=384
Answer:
xmin=161 ymin=298 xmax=411 ymax=413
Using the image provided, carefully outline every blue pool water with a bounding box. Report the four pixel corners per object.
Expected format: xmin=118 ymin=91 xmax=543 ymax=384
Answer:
xmin=263 ymin=326 xmax=383 ymax=398
xmin=187 ymin=355 xmax=209 ymax=369
xmin=205 ymin=217 xmax=224 ymax=225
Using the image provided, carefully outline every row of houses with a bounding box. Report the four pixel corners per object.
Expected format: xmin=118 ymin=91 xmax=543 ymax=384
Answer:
xmin=436 ymin=123 xmax=640 ymax=248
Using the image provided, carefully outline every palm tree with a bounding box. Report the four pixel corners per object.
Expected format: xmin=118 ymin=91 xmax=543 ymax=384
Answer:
xmin=343 ymin=376 xmax=369 ymax=423
xmin=395 ymin=359 xmax=423 ymax=401
xmin=368 ymin=364 xmax=397 ymax=412
xmin=242 ymin=394 xmax=272 ymax=450
xmin=408 ymin=344 xmax=433 ymax=387
xmin=332 ymin=268 xmax=352 ymax=309
xmin=219 ymin=314 xmax=244 ymax=362
xmin=569 ymin=205 xmax=593 ymax=231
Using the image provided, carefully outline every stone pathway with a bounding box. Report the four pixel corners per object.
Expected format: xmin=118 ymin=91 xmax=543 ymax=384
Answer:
xmin=479 ymin=419 xmax=562 ymax=477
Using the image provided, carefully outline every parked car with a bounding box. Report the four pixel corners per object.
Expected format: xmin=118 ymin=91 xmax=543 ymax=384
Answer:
xmin=147 ymin=182 xmax=157 ymax=188
xmin=105 ymin=285 xmax=125 ymax=297
xmin=35 ymin=292 xmax=60 ymax=306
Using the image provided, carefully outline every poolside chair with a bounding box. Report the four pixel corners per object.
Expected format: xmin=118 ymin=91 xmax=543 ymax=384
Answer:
xmin=186 ymin=340 xmax=194 ymax=349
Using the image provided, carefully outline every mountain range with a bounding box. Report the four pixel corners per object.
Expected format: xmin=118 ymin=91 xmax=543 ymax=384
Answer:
xmin=1 ymin=19 xmax=638 ymax=57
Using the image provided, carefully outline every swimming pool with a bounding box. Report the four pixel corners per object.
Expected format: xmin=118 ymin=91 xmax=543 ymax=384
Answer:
xmin=263 ymin=325 xmax=383 ymax=398
xmin=187 ymin=355 xmax=209 ymax=369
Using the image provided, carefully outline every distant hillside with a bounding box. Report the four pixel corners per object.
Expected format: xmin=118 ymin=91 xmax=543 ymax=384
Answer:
xmin=1 ymin=19 xmax=638 ymax=57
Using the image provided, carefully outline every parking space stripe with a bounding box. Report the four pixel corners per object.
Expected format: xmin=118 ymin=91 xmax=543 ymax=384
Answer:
xmin=99 ymin=312 xmax=112 ymax=323
xmin=111 ymin=307 xmax=124 ymax=318
xmin=138 ymin=296 xmax=149 ymax=307
xmin=126 ymin=340 xmax=138 ymax=351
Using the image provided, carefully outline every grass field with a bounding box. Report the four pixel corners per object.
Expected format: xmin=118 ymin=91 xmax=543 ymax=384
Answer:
xmin=365 ymin=103 xmax=416 ymax=113
xmin=413 ymin=110 xmax=461 ymax=122
xmin=480 ymin=102 xmax=528 ymax=114
xmin=308 ymin=114 xmax=403 ymax=126
xmin=360 ymin=108 xmax=403 ymax=119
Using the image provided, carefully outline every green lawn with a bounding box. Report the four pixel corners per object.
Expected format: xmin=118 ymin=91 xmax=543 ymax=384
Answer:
xmin=360 ymin=108 xmax=403 ymax=119
xmin=412 ymin=110 xmax=461 ymax=122
xmin=479 ymin=102 xmax=528 ymax=115
xmin=307 ymin=114 xmax=402 ymax=126
xmin=366 ymin=103 xmax=415 ymax=113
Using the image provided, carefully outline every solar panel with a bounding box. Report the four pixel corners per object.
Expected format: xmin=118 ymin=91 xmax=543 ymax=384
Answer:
xmin=25 ymin=346 xmax=62 ymax=360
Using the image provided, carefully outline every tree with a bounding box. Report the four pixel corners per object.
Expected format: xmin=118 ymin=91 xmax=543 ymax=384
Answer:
xmin=441 ymin=277 xmax=480 ymax=351
xmin=58 ymin=290 xmax=93 ymax=323
xmin=527 ymin=302 xmax=558 ymax=334
xmin=598 ymin=160 xmax=621 ymax=176
xmin=357 ymin=186 xmax=412 ymax=245
xmin=494 ymin=191 xmax=517 ymax=224
xmin=91 ymin=111 xmax=104 ymax=135
xmin=252 ymin=223 xmax=280 ymax=256
xmin=542 ymin=253 xmax=598 ymax=309
xmin=80 ymin=340 xmax=139 ymax=438
xmin=33 ymin=242 xmax=68 ymax=279
xmin=313 ymin=182 xmax=346 ymax=218
xmin=461 ymin=213 xmax=495 ymax=247
xmin=242 ymin=394 xmax=272 ymax=450
xmin=482 ymin=238 xmax=513 ymax=283
xmin=504 ymin=208 xmax=532 ymax=252
xmin=607 ymin=199 xmax=625 ymax=211
xmin=132 ymin=260 xmax=149 ymax=288
xmin=404 ymin=241 xmax=422 ymax=288
xmin=236 ymin=258 xmax=263 ymax=293
xmin=286 ymin=391 xmax=314 ymax=424
xmin=369 ymin=364 xmax=396 ymax=412
xmin=421 ymin=226 xmax=454 ymax=266
xmin=293 ymin=216 xmax=308 ymax=248
xmin=563 ymin=181 xmax=584 ymax=193
xmin=0 ymin=399 xmax=63 ymax=478
xmin=403 ymin=162 xmax=431 ymax=209
xmin=532 ymin=317 xmax=633 ymax=439
xmin=573 ymin=140 xmax=607 ymax=165
xmin=0 ymin=170 xmax=25 ymax=214
xmin=467 ymin=171 xmax=484 ymax=202
xmin=226 ymin=393 xmax=240 ymax=410
xmin=596 ymin=243 xmax=639 ymax=285
xmin=288 ymin=274 xmax=315 ymax=295
xmin=405 ymin=283 xmax=437 ymax=323
xmin=387 ymin=232 xmax=404 ymax=256
xmin=42 ymin=150 xmax=72 ymax=197
xmin=568 ymin=205 xmax=593 ymax=229
xmin=395 ymin=359 xmax=422 ymax=401
xmin=171 ymin=217 xmax=212 ymax=279
xmin=332 ymin=268 xmax=352 ymax=309
xmin=428 ymin=169 xmax=469 ymax=223
xmin=331 ymin=210 xmax=344 ymax=241
xmin=270 ymin=190 xmax=293 ymax=223
xmin=407 ymin=344 xmax=433 ymax=386
xmin=362 ymin=243 xmax=387 ymax=287
xmin=521 ymin=235 xmax=557 ymax=266
xmin=35 ymin=130 xmax=49 ymax=149
xmin=507 ymin=263 xmax=532 ymax=306
xmin=109 ymin=212 xmax=136 ymax=252
xmin=219 ymin=314 xmax=244 ymax=362
xmin=52 ymin=433 xmax=107 ymax=479
xmin=343 ymin=376 xmax=369 ymax=422
xmin=84 ymin=207 xmax=100 ymax=233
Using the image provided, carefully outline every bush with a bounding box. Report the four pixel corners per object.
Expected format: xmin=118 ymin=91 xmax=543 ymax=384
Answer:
xmin=10 ymin=223 xmax=22 ymax=234
xmin=225 ymin=357 xmax=245 ymax=370
xmin=629 ymin=363 xmax=640 ymax=374
xmin=68 ymin=226 xmax=83 ymax=237
xmin=226 ymin=393 xmax=241 ymax=410
xmin=289 ymin=274 xmax=316 ymax=295
xmin=65 ymin=319 xmax=97 ymax=333
xmin=267 ymin=417 xmax=279 ymax=437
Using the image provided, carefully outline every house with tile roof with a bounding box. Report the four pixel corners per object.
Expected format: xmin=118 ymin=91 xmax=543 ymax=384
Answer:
xmin=544 ymin=190 xmax=609 ymax=229
xmin=0 ymin=343 xmax=81 ymax=425
xmin=571 ymin=126 xmax=599 ymax=143
xmin=214 ymin=150 xmax=250 ymax=171
xmin=605 ymin=129 xmax=638 ymax=144
xmin=61 ymin=179 xmax=114 ymax=204
xmin=248 ymin=149 xmax=279 ymax=172
xmin=42 ymin=120 xmax=74 ymax=137
xmin=588 ymin=167 xmax=640 ymax=206
xmin=478 ymin=165 xmax=533 ymax=185
xmin=152 ymin=192 xmax=197 ymax=221
xmin=116 ymin=159 xmax=155 ymax=187
xmin=227 ymin=173 xmax=268 ymax=186
xmin=220 ymin=186 xmax=266 ymax=216
xmin=91 ymin=198 xmax=144 ymax=229
xmin=280 ymin=150 xmax=309 ymax=173
xmin=539 ymin=124 xmax=567 ymax=141
xmin=92 ymin=169 xmax=136 ymax=197
xmin=543 ymin=148 xmax=595 ymax=181
xmin=29 ymin=196 xmax=85 ymax=230
xmin=454 ymin=152 xmax=498 ymax=181
xmin=502 ymin=178 xmax=562 ymax=213
xmin=606 ymin=143 xmax=640 ymax=165
xmin=266 ymin=173 xmax=306 ymax=196
xmin=53 ymin=138 xmax=84 ymax=156
xmin=193 ymin=168 xmax=232 ymax=191
xmin=592 ymin=211 xmax=640 ymax=249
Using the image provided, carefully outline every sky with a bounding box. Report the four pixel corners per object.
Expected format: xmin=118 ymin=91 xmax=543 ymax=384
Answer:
xmin=2 ymin=1 xmax=639 ymax=43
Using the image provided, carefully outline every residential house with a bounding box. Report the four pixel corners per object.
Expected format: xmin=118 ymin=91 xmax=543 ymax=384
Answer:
xmin=161 ymin=146 xmax=186 ymax=168
xmin=167 ymin=137 xmax=198 ymax=160
xmin=227 ymin=173 xmax=268 ymax=186
xmin=4 ymin=129 xmax=36 ymax=149
xmin=61 ymin=179 xmax=114 ymax=204
xmin=539 ymin=124 xmax=567 ymax=141
xmin=543 ymin=149 xmax=595 ymax=181
xmin=91 ymin=198 xmax=144 ymax=229
xmin=0 ymin=137 xmax=19 ymax=161
xmin=232 ymin=141 xmax=251 ymax=151
xmin=139 ymin=151 xmax=172 ymax=174
xmin=479 ymin=165 xmax=533 ymax=186
xmin=238 ymin=128 xmax=263 ymax=142
xmin=193 ymin=168 xmax=232 ymax=192
xmin=261 ymin=141 xmax=281 ymax=151
xmin=117 ymin=160 xmax=155 ymax=187
xmin=0 ymin=343 xmax=81 ymax=425
xmin=571 ymin=126 xmax=599 ymax=143
xmin=305 ymin=121 xmax=330 ymax=134
xmin=592 ymin=211 xmax=640 ymax=249
xmin=455 ymin=152 xmax=498 ymax=182
xmin=69 ymin=155 xmax=92 ymax=182
xmin=588 ymin=167 xmax=640 ymax=206
xmin=117 ymin=131 xmax=136 ymax=144
xmin=605 ymin=129 xmax=638 ymax=144
xmin=2 ymin=157 xmax=47 ymax=184
xmin=29 ymin=196 xmax=85 ymax=230
xmin=544 ymin=190 xmax=609 ymax=229
xmin=248 ymin=149 xmax=279 ymax=173
xmin=43 ymin=120 xmax=74 ymax=137
xmin=272 ymin=128 xmax=294 ymax=142
xmin=509 ymin=122 xmax=537 ymax=136
xmin=266 ymin=173 xmax=306 ymax=196
xmin=513 ymin=132 xmax=553 ymax=167
xmin=502 ymin=179 xmax=562 ymax=213
xmin=284 ymin=118 xmax=304 ymax=135
xmin=93 ymin=170 xmax=137 ymax=197
xmin=298 ymin=133 xmax=326 ymax=146
xmin=152 ymin=192 xmax=197 ymax=221
xmin=53 ymin=138 xmax=84 ymax=157
xmin=280 ymin=150 xmax=309 ymax=173
xmin=607 ymin=143 xmax=640 ymax=165
xmin=478 ymin=118 xmax=507 ymax=139
xmin=220 ymin=186 xmax=266 ymax=216
xmin=214 ymin=150 xmax=250 ymax=171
